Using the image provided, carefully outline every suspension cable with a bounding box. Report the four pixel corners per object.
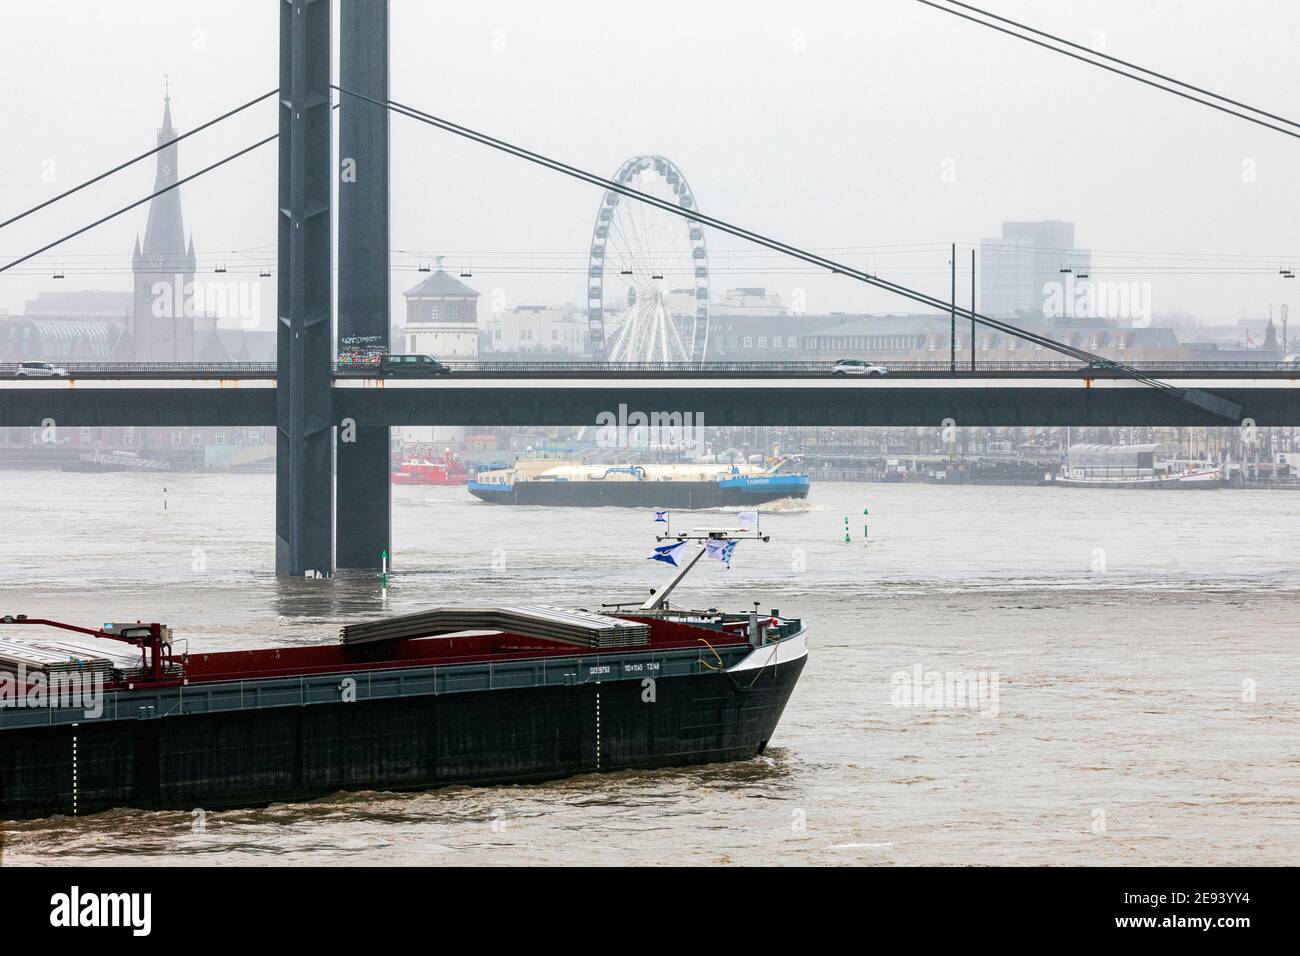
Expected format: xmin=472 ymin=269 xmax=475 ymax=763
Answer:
xmin=0 ymin=134 xmax=277 ymax=275
xmin=914 ymin=1 xmax=1299 ymax=141
xmin=0 ymin=88 xmax=279 ymax=232
xmin=1 ymin=102 xmax=343 ymax=276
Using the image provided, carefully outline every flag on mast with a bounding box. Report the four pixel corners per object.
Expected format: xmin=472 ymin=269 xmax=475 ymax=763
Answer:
xmin=654 ymin=510 xmax=669 ymax=523
xmin=647 ymin=541 xmax=688 ymax=567
xmin=737 ymin=510 xmax=758 ymax=531
xmin=705 ymin=538 xmax=738 ymax=568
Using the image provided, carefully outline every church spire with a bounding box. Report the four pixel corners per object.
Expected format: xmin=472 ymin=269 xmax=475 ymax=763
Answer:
xmin=161 ymin=74 xmax=174 ymax=135
xmin=129 ymin=83 xmax=197 ymax=363
xmin=137 ymin=83 xmax=193 ymax=272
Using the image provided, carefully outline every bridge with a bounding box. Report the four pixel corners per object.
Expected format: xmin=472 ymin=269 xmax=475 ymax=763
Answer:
xmin=2 ymin=0 xmax=1293 ymax=578
xmin=2 ymin=363 xmax=1296 ymax=428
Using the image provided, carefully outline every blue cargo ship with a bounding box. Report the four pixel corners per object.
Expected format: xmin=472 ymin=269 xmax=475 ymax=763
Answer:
xmin=469 ymin=460 xmax=810 ymax=508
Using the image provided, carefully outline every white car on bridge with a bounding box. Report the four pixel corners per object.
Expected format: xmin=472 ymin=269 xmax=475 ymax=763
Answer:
xmin=13 ymin=361 xmax=68 ymax=378
xmin=831 ymin=358 xmax=889 ymax=377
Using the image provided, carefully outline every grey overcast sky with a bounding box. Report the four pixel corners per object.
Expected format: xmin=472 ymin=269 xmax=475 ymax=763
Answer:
xmin=1 ymin=0 xmax=1297 ymax=328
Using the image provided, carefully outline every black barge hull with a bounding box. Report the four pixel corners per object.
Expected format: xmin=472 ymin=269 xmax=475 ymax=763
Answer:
xmin=0 ymin=653 xmax=803 ymax=819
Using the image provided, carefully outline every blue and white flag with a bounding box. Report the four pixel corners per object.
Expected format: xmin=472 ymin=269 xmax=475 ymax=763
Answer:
xmin=654 ymin=510 xmax=669 ymax=523
xmin=648 ymin=540 xmax=688 ymax=567
xmin=705 ymin=538 xmax=738 ymax=568
xmin=736 ymin=510 xmax=758 ymax=531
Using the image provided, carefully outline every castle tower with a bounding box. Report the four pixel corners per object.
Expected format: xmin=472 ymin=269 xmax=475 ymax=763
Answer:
xmin=129 ymin=87 xmax=197 ymax=361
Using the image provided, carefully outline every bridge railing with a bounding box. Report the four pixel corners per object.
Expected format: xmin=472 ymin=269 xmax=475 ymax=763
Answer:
xmin=340 ymin=359 xmax=1300 ymax=373
xmin=335 ymin=359 xmax=1300 ymax=376
xmin=3 ymin=359 xmax=1297 ymax=378
xmin=0 ymin=362 xmax=279 ymax=378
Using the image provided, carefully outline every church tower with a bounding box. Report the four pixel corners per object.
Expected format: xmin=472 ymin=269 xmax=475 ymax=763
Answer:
xmin=129 ymin=86 xmax=197 ymax=361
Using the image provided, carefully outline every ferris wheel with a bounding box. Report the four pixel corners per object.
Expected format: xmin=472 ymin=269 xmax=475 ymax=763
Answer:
xmin=586 ymin=155 xmax=710 ymax=363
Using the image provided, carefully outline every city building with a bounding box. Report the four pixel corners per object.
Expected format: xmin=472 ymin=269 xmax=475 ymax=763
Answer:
xmin=484 ymin=304 xmax=588 ymax=356
xmin=710 ymin=287 xmax=788 ymax=317
xmin=796 ymin=312 xmax=1186 ymax=363
xmin=400 ymin=262 xmax=481 ymax=358
xmin=706 ymin=314 xmax=853 ymax=359
xmin=980 ymin=221 xmax=1090 ymax=320
xmin=0 ymin=291 xmax=130 ymax=361
xmin=798 ymin=314 xmax=952 ymax=358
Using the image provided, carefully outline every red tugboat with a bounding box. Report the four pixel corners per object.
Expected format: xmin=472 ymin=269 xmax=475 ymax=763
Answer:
xmin=392 ymin=450 xmax=472 ymax=485
xmin=0 ymin=527 xmax=805 ymax=819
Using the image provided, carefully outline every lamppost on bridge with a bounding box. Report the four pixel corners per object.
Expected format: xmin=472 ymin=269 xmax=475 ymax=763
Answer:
xmin=950 ymin=242 xmax=956 ymax=373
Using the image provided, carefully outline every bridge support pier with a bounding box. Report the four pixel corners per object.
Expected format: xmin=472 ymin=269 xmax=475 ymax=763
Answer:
xmin=335 ymin=0 xmax=391 ymax=571
xmin=275 ymin=0 xmax=335 ymax=577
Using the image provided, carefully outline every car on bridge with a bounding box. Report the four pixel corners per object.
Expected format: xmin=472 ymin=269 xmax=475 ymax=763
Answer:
xmin=380 ymin=354 xmax=451 ymax=376
xmin=831 ymin=358 xmax=889 ymax=377
xmin=12 ymin=361 xmax=68 ymax=378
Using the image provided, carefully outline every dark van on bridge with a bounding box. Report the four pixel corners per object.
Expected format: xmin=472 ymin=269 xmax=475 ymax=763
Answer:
xmin=380 ymin=354 xmax=451 ymax=376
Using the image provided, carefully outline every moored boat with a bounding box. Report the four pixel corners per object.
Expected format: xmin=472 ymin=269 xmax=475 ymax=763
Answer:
xmin=392 ymin=451 xmax=471 ymax=485
xmin=1048 ymin=442 xmax=1223 ymax=489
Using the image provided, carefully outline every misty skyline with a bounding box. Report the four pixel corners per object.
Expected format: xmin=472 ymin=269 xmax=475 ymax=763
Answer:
xmin=1 ymin=0 xmax=1296 ymax=329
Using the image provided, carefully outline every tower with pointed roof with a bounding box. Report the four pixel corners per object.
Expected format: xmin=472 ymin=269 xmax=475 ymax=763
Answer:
xmin=1258 ymin=314 xmax=1280 ymax=356
xmin=128 ymin=88 xmax=197 ymax=361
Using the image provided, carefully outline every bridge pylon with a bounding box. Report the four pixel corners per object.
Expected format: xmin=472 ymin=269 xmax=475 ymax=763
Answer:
xmin=335 ymin=0 xmax=392 ymax=572
xmin=275 ymin=0 xmax=335 ymax=577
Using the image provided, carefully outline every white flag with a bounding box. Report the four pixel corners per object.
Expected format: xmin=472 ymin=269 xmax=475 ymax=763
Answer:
xmin=737 ymin=510 xmax=758 ymax=530
xmin=705 ymin=538 xmax=738 ymax=568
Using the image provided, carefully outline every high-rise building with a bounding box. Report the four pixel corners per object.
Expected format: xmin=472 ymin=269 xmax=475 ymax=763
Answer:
xmin=980 ymin=221 xmax=1089 ymax=320
xmin=127 ymin=92 xmax=196 ymax=361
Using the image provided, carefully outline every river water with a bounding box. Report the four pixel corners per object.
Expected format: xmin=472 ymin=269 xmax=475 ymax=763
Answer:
xmin=1 ymin=471 xmax=1296 ymax=865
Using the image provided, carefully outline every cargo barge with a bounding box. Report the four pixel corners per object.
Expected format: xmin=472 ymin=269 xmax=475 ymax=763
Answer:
xmin=469 ymin=459 xmax=810 ymax=508
xmin=0 ymin=531 xmax=805 ymax=819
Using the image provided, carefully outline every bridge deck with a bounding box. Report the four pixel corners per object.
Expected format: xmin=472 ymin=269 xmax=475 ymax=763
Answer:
xmin=2 ymin=372 xmax=1297 ymax=427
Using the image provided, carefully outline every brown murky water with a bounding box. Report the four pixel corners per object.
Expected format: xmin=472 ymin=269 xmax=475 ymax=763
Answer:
xmin=1 ymin=472 xmax=1296 ymax=865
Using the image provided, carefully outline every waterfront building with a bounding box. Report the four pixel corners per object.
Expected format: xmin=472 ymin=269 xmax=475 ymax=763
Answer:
xmin=483 ymin=304 xmax=588 ymax=356
xmin=400 ymin=263 xmax=481 ymax=359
